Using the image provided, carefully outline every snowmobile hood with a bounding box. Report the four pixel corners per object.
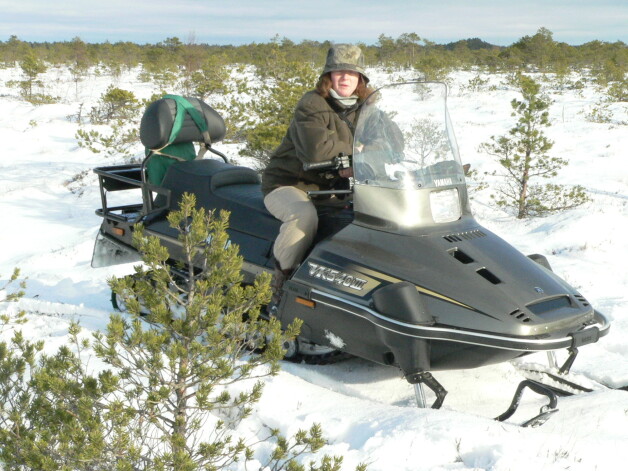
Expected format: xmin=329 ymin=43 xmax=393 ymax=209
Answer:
xmin=300 ymin=220 xmax=600 ymax=339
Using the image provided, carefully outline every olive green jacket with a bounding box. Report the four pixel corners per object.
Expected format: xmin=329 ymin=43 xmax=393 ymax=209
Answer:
xmin=261 ymin=90 xmax=358 ymax=196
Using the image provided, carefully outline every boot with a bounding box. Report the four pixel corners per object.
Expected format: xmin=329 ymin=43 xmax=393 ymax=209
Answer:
xmin=267 ymin=262 xmax=294 ymax=316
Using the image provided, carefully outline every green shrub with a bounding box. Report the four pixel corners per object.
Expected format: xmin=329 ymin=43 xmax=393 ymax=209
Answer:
xmin=237 ymin=55 xmax=318 ymax=168
xmin=0 ymin=199 xmax=364 ymax=471
xmin=89 ymin=86 xmax=141 ymax=124
xmin=480 ymin=74 xmax=589 ymax=218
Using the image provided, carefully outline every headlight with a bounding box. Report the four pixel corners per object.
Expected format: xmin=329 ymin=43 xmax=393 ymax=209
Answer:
xmin=430 ymin=188 xmax=461 ymax=223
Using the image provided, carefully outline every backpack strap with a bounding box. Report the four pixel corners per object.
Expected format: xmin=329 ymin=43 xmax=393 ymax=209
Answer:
xmin=148 ymin=95 xmax=212 ymax=160
xmin=163 ymin=95 xmax=210 ymax=142
xmin=145 ymin=95 xmax=213 ymax=184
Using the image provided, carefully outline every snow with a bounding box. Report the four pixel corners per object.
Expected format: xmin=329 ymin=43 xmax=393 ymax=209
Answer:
xmin=1 ymin=65 xmax=628 ymax=470
xmin=325 ymin=329 xmax=347 ymax=349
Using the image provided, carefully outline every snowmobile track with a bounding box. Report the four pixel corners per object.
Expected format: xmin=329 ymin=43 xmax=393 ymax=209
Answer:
xmin=283 ymin=350 xmax=355 ymax=366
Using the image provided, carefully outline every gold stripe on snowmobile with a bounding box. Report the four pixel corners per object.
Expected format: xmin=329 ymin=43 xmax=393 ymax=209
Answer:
xmin=348 ymin=264 xmax=476 ymax=311
xmin=414 ymin=285 xmax=475 ymax=310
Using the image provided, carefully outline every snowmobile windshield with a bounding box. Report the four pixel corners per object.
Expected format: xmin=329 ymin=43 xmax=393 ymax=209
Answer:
xmin=353 ymin=82 xmax=464 ymax=190
xmin=352 ymin=82 xmax=466 ymax=227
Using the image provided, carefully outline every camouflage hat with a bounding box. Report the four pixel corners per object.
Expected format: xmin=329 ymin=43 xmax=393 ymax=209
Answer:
xmin=322 ymin=44 xmax=369 ymax=82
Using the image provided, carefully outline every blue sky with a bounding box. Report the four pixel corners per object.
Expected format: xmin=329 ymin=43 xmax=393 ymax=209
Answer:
xmin=1 ymin=0 xmax=626 ymax=46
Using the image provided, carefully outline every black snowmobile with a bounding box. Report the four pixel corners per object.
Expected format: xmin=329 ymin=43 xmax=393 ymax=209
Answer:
xmin=92 ymin=82 xmax=610 ymax=426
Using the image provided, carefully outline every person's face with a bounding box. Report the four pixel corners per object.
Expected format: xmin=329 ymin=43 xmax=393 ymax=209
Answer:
xmin=331 ymin=70 xmax=360 ymax=97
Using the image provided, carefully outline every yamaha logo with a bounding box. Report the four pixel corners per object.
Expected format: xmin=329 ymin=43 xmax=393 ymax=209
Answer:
xmin=307 ymin=262 xmax=368 ymax=291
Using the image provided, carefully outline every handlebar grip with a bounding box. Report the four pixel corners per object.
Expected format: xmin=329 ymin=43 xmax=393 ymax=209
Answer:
xmin=303 ymin=159 xmax=336 ymax=171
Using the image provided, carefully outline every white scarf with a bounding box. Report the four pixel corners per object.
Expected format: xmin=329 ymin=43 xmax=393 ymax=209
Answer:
xmin=330 ymin=88 xmax=358 ymax=107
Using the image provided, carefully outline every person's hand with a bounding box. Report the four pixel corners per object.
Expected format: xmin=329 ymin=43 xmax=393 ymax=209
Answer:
xmin=338 ymin=167 xmax=354 ymax=178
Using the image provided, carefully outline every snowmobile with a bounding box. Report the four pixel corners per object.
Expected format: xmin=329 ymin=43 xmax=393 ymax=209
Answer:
xmin=92 ymin=82 xmax=611 ymax=426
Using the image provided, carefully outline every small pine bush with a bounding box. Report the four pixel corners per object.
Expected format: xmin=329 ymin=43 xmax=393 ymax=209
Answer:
xmin=480 ymin=74 xmax=589 ymax=218
xmin=0 ymin=197 xmax=364 ymax=471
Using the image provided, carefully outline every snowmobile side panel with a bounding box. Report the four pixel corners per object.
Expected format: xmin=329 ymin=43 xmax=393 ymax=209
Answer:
xmin=297 ymin=222 xmax=598 ymax=339
xmin=279 ymin=281 xmax=528 ymax=371
xmin=279 ymin=281 xmax=607 ymax=372
xmin=309 ymin=286 xmax=608 ymax=350
xmin=145 ymin=220 xmax=274 ymax=270
xmin=159 ymin=160 xmax=280 ymax=243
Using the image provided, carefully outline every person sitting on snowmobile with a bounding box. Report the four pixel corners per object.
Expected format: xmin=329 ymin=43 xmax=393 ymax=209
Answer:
xmin=261 ymin=44 xmax=373 ymax=309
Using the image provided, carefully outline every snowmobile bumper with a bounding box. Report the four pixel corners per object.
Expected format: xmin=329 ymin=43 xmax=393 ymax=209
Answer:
xmin=310 ymin=289 xmax=610 ymax=353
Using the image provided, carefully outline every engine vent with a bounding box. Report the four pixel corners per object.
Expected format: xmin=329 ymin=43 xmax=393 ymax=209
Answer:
xmin=477 ymin=267 xmax=501 ymax=285
xmin=448 ymin=248 xmax=474 ymax=264
xmin=443 ymin=230 xmax=487 ymax=243
xmin=509 ymin=309 xmax=532 ymax=323
xmin=574 ymin=294 xmax=590 ymax=307
xmin=527 ymin=296 xmax=573 ymax=316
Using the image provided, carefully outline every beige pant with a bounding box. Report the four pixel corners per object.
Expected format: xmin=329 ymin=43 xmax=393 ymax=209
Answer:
xmin=264 ymin=186 xmax=318 ymax=270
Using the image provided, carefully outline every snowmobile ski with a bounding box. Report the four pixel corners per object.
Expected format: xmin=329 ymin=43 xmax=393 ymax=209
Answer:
xmin=494 ymin=379 xmax=559 ymax=427
xmin=515 ymin=364 xmax=628 ymax=396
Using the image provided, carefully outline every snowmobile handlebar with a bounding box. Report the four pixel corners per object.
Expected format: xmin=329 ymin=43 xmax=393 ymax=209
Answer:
xmin=303 ymin=154 xmax=351 ymax=172
xmin=303 ymin=154 xmax=354 ymax=198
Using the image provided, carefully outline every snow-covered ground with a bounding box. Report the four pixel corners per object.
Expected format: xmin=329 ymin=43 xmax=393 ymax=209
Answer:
xmin=1 ymin=65 xmax=627 ymax=470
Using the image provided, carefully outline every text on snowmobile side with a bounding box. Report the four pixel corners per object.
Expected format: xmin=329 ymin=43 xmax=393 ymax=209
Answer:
xmin=307 ymin=262 xmax=368 ymax=291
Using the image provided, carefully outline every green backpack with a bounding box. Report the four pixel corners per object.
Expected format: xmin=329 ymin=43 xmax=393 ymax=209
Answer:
xmin=142 ymin=95 xmax=213 ymax=185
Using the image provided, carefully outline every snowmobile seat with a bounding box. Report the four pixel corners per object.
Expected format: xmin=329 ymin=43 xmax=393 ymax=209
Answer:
xmin=209 ymin=164 xmax=260 ymax=192
xmin=140 ymin=95 xmax=227 ymax=185
xmin=160 ymin=159 xmax=280 ymax=241
xmin=140 ymin=96 xmax=226 ymax=151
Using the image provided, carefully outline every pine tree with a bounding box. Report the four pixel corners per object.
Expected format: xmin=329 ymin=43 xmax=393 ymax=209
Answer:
xmin=88 ymin=86 xmax=141 ymax=124
xmin=139 ymin=38 xmax=181 ymax=91
xmin=0 ymin=197 xmax=362 ymax=470
xmin=68 ymin=37 xmax=91 ymax=99
xmin=75 ymin=87 xmax=145 ymax=160
xmin=18 ymin=49 xmax=47 ymax=102
xmin=237 ymin=45 xmax=318 ymax=168
xmin=480 ymin=74 xmax=589 ymax=218
xmin=95 ymin=193 xmax=296 ymax=469
xmin=2 ymin=35 xmax=28 ymax=67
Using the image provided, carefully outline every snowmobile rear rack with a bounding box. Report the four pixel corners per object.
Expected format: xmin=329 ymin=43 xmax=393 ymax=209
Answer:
xmin=94 ymin=164 xmax=172 ymax=221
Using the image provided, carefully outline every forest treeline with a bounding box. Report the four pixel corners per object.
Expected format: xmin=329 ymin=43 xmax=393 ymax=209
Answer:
xmin=1 ymin=28 xmax=627 ymax=78
xmin=2 ymin=27 xmax=624 ymax=218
